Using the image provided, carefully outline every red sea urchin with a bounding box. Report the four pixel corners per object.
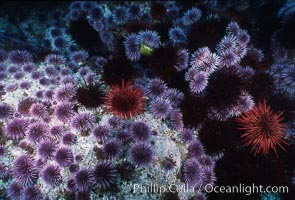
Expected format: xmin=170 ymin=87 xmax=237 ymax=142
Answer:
xmin=236 ymin=100 xmax=287 ymax=156
xmin=103 ymin=80 xmax=145 ymax=119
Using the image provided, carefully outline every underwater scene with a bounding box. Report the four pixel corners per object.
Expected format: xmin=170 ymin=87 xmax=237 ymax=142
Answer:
xmin=0 ymin=1 xmax=295 ymax=200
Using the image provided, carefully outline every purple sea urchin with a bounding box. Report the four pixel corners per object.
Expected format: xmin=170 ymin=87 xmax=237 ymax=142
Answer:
xmin=23 ymin=186 xmax=43 ymax=200
xmin=61 ymin=68 xmax=72 ymax=76
xmin=55 ymin=84 xmax=76 ymax=101
xmin=12 ymin=155 xmax=38 ymax=186
xmin=112 ymin=6 xmax=129 ymax=25
xmin=22 ymin=63 xmax=36 ymax=73
xmin=163 ymin=88 xmax=184 ymax=106
xmin=116 ymin=129 xmax=131 ymax=143
xmin=89 ymin=6 xmax=104 ymax=22
xmin=201 ymin=167 xmax=216 ymax=185
xmin=138 ymin=30 xmax=161 ymax=48
xmin=218 ymin=49 xmax=240 ymax=67
xmin=216 ymin=34 xmax=238 ymax=52
xmin=124 ymin=33 xmax=141 ymax=61
xmin=45 ymin=54 xmax=66 ymax=66
xmin=71 ymin=112 xmax=95 ymax=132
xmin=54 ymin=147 xmax=74 ymax=167
xmin=182 ymin=7 xmax=202 ymax=26
xmin=179 ymin=129 xmax=194 ymax=143
xmin=31 ymin=71 xmax=43 ymax=80
xmin=128 ymin=3 xmax=142 ymax=20
xmin=41 ymin=164 xmax=62 ymax=187
xmin=44 ymin=66 xmax=59 ymax=77
xmin=8 ymin=65 xmax=18 ymax=74
xmin=169 ymin=27 xmax=187 ymax=45
xmin=13 ymin=72 xmax=25 ymax=80
xmin=20 ymin=81 xmax=31 ymax=90
xmin=30 ymin=103 xmax=48 ymax=120
xmin=44 ymin=90 xmax=55 ymax=101
xmin=92 ymin=125 xmax=110 ymax=143
xmin=55 ymin=102 xmax=75 ymax=122
xmin=5 ymin=83 xmax=18 ymax=92
xmin=76 ymin=191 xmax=91 ymax=200
xmin=189 ymin=72 xmax=208 ymax=94
xmin=93 ymin=162 xmax=117 ymax=190
xmin=75 ymin=154 xmax=83 ymax=162
xmin=62 ymin=132 xmax=77 ymax=146
xmin=50 ymin=28 xmax=63 ymax=37
xmin=37 ymin=140 xmax=58 ymax=160
xmin=129 ymin=142 xmax=153 ymax=167
xmin=175 ymin=49 xmax=190 ymax=72
xmin=27 ymin=122 xmax=48 ymax=143
xmin=0 ymin=103 xmax=14 ymax=120
xmin=71 ymin=50 xmax=89 ymax=64
xmin=182 ymin=158 xmax=203 ymax=187
xmin=0 ymin=145 xmax=6 ymax=157
xmin=5 ymin=118 xmax=28 ymax=140
xmin=108 ymin=115 xmax=123 ymax=129
xmin=69 ymin=9 xmax=80 ymax=21
xmin=199 ymin=155 xmax=215 ymax=168
xmin=146 ymin=78 xmax=168 ymax=98
xmin=236 ymin=30 xmax=250 ymax=45
xmin=187 ymin=140 xmax=205 ymax=159
xmin=0 ymin=163 xmax=9 ymax=179
xmin=61 ymin=76 xmax=76 ymax=85
xmin=35 ymin=90 xmax=44 ymax=99
xmin=66 ymin=178 xmax=76 ymax=192
xmin=69 ymin=164 xmax=80 ymax=174
xmin=0 ymin=72 xmax=7 ymax=81
xmin=17 ymin=97 xmax=36 ymax=115
xmin=163 ymin=159 xmax=175 ymax=171
xmin=74 ymin=168 xmax=94 ymax=191
xmin=50 ymin=125 xmax=65 ymax=138
xmin=150 ymin=97 xmax=172 ymax=120
xmin=7 ymin=182 xmax=23 ymax=200
xmin=53 ymin=37 xmax=67 ymax=49
xmin=8 ymin=50 xmax=32 ymax=65
xmin=226 ymin=21 xmax=240 ymax=35
xmin=130 ymin=121 xmax=151 ymax=142
xmin=102 ymin=140 xmax=121 ymax=159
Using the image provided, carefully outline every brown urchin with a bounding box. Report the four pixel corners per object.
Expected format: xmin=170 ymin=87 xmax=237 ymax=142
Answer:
xmin=236 ymin=100 xmax=287 ymax=156
xmin=75 ymin=84 xmax=105 ymax=109
xmin=103 ymin=80 xmax=145 ymax=119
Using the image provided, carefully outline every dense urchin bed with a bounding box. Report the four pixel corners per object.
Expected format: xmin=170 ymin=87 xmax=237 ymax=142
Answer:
xmin=0 ymin=1 xmax=294 ymax=200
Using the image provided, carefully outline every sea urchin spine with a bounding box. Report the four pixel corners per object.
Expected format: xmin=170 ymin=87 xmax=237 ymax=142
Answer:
xmin=236 ymin=100 xmax=287 ymax=156
xmin=104 ymin=80 xmax=145 ymax=119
